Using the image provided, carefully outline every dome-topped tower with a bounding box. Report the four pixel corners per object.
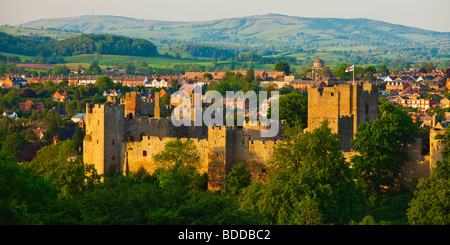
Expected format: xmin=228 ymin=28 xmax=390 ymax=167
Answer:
xmin=311 ymin=59 xmax=325 ymax=81
xmin=313 ymin=59 xmax=324 ymax=69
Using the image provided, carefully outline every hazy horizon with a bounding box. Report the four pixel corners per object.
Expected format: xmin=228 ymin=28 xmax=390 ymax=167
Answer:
xmin=1 ymin=0 xmax=449 ymax=33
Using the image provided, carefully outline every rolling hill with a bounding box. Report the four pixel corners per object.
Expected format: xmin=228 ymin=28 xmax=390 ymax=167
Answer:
xmin=8 ymin=14 xmax=449 ymax=66
xmin=18 ymin=14 xmax=450 ymax=50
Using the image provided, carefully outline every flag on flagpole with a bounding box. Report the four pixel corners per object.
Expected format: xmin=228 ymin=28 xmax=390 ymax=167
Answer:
xmin=345 ymin=65 xmax=354 ymax=73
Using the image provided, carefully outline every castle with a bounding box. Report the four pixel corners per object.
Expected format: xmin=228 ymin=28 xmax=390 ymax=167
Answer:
xmin=83 ymin=82 xmax=441 ymax=190
xmin=83 ymin=91 xmax=282 ymax=190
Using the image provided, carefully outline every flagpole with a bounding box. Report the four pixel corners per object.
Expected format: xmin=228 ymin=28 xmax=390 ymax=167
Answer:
xmin=353 ymin=64 xmax=355 ymax=84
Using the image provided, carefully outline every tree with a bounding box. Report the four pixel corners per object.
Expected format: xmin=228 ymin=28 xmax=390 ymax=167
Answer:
xmin=406 ymin=161 xmax=449 ymax=225
xmin=363 ymin=71 xmax=376 ymax=81
xmin=239 ymin=121 xmax=361 ymax=224
xmin=19 ymin=88 xmax=37 ymax=98
xmin=152 ymin=139 xmax=201 ymax=172
xmin=333 ymin=63 xmax=352 ymax=81
xmin=271 ymin=91 xmax=307 ymax=128
xmin=2 ymin=132 xmax=27 ymax=161
xmin=351 ymin=101 xmax=419 ymax=193
xmin=202 ymin=72 xmax=213 ymax=80
xmin=87 ymin=61 xmax=101 ymax=75
xmin=274 ymin=61 xmax=291 ymax=75
xmin=421 ymin=61 xmax=435 ymax=73
xmin=379 ymin=64 xmax=390 ymax=74
xmin=95 ymin=76 xmax=114 ymax=92
xmin=223 ymin=163 xmax=252 ymax=196
xmin=0 ymin=150 xmax=58 ymax=224
xmin=73 ymin=127 xmax=85 ymax=151
xmin=406 ymin=128 xmax=450 ymax=224
xmin=24 ymin=140 xmax=101 ymax=197
xmin=43 ymin=112 xmax=61 ymax=143
xmin=152 ymin=139 xmax=204 ymax=193
xmin=244 ymin=65 xmax=255 ymax=83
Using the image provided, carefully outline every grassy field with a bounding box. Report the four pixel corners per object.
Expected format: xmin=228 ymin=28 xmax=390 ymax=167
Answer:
xmin=2 ymin=49 xmax=284 ymax=72
xmin=0 ymin=26 xmax=79 ymax=40
xmin=63 ymin=54 xmax=213 ymax=68
xmin=0 ymin=51 xmax=34 ymax=60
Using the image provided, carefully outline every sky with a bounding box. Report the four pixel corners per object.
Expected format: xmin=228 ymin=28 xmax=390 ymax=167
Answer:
xmin=1 ymin=0 xmax=449 ymax=32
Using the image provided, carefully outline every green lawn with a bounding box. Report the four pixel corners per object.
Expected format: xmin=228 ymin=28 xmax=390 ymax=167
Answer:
xmin=0 ymin=51 xmax=34 ymax=60
xmin=63 ymin=54 xmax=212 ymax=68
xmin=1 ymin=51 xmax=280 ymax=71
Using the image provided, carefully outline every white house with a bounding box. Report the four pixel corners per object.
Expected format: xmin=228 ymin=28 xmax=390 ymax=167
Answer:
xmin=145 ymin=78 xmax=170 ymax=88
xmin=3 ymin=111 xmax=18 ymax=119
xmin=103 ymin=89 xmax=123 ymax=97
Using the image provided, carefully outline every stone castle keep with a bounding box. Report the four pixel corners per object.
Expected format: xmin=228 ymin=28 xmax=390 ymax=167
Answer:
xmin=83 ymin=91 xmax=281 ymax=190
xmin=307 ymin=82 xmax=379 ymax=151
xmin=83 ymin=83 xmax=441 ymax=190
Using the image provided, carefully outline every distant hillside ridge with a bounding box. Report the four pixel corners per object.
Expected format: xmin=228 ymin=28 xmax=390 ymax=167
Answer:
xmin=0 ymin=32 xmax=159 ymax=57
xmin=50 ymin=33 xmax=158 ymax=57
xmin=18 ymin=14 xmax=450 ymax=50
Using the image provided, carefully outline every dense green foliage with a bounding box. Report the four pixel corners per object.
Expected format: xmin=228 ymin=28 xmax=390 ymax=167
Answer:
xmin=276 ymin=91 xmax=307 ymax=128
xmin=274 ymin=61 xmax=291 ymax=75
xmin=351 ymin=100 xmax=420 ymax=193
xmin=239 ymin=121 xmax=362 ymax=224
xmin=0 ymin=32 xmax=158 ymax=58
xmin=0 ymin=32 xmax=52 ymax=57
xmin=0 ymin=151 xmax=58 ymax=224
xmin=407 ymin=130 xmax=450 ymax=224
xmin=50 ymin=34 xmax=158 ymax=57
xmin=407 ymin=161 xmax=450 ymax=225
xmin=206 ymin=69 xmax=261 ymax=95
xmin=0 ymin=139 xmax=261 ymax=225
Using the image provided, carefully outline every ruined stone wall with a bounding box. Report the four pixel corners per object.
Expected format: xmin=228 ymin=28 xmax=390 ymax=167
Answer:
xmin=121 ymin=125 xmax=278 ymax=190
xmin=124 ymin=136 xmax=209 ymax=175
xmin=243 ymin=123 xmax=283 ymax=141
xmin=125 ymin=117 xmax=176 ymax=140
xmin=122 ymin=92 xmax=155 ymax=118
xmin=208 ymin=126 xmax=279 ymax=187
xmin=123 ymin=92 xmax=142 ymax=118
xmin=400 ymin=138 xmax=430 ymax=190
xmin=430 ymin=127 xmax=447 ymax=169
xmin=243 ymin=139 xmax=278 ymax=183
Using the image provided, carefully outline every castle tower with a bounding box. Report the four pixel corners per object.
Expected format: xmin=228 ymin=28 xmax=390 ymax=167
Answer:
xmin=83 ymin=102 xmax=125 ymax=175
xmin=307 ymin=83 xmax=378 ymax=151
xmin=207 ymin=126 xmax=237 ymax=190
xmin=124 ymin=92 xmax=142 ymax=118
xmin=312 ymin=59 xmax=324 ymax=81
